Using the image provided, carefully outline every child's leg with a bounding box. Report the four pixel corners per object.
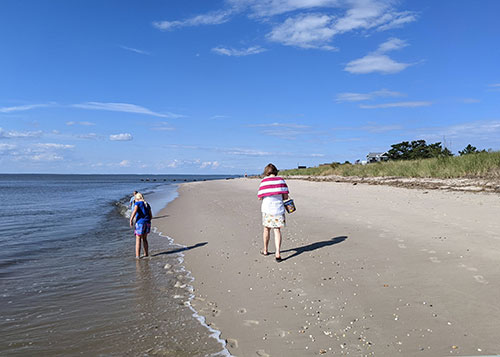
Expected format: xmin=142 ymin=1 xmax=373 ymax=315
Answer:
xmin=262 ymin=227 xmax=270 ymax=254
xmin=142 ymin=234 xmax=149 ymax=257
xmin=135 ymin=235 xmax=142 ymax=258
xmin=273 ymin=228 xmax=282 ymax=258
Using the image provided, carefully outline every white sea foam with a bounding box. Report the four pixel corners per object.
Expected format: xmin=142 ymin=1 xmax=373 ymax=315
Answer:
xmin=156 ymin=231 xmax=231 ymax=357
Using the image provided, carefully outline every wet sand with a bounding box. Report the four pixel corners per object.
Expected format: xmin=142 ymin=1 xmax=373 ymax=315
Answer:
xmin=155 ymin=178 xmax=500 ymax=356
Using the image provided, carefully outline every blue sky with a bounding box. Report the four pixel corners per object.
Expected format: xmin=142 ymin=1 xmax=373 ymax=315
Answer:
xmin=1 ymin=0 xmax=499 ymax=174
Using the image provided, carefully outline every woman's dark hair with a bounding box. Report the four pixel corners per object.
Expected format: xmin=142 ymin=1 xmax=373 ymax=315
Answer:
xmin=263 ymin=163 xmax=278 ymax=176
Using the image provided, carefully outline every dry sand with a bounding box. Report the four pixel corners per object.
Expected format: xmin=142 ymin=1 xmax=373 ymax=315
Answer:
xmin=154 ymin=178 xmax=500 ymax=356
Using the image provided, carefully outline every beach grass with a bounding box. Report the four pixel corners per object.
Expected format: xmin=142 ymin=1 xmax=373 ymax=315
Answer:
xmin=281 ymin=151 xmax=500 ymax=179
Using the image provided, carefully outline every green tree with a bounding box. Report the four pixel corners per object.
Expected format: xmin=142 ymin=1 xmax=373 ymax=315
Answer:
xmin=388 ymin=141 xmax=412 ymax=160
xmin=458 ymin=144 xmax=485 ymax=156
xmin=388 ymin=140 xmax=453 ymax=160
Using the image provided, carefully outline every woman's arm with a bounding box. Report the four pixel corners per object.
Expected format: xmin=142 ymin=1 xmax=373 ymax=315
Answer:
xmin=130 ymin=206 xmax=138 ymax=227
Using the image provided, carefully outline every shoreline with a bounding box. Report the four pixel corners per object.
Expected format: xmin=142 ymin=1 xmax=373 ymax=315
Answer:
xmin=150 ymin=225 xmax=231 ymax=357
xmin=155 ymin=178 xmax=500 ymax=356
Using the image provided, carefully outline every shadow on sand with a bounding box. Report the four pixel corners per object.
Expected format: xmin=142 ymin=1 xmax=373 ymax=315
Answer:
xmin=152 ymin=242 xmax=207 ymax=257
xmin=280 ymin=236 xmax=348 ymax=261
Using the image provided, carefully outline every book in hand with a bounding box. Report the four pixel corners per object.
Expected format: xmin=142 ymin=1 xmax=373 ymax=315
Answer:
xmin=284 ymin=199 xmax=296 ymax=213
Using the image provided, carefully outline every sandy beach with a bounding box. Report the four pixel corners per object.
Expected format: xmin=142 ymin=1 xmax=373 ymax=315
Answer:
xmin=155 ymin=178 xmax=500 ymax=356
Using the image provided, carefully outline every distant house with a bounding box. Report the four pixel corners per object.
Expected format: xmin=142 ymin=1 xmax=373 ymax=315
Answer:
xmin=366 ymin=152 xmax=389 ymax=163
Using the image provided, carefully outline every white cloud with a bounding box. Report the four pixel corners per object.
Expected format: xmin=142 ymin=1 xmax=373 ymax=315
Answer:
xmin=345 ymin=54 xmax=410 ymax=74
xmin=200 ymin=161 xmax=220 ymax=169
xmin=167 ymin=160 xmax=180 ymax=168
xmin=210 ymin=115 xmax=230 ymax=119
xmin=418 ymin=120 xmax=500 ymax=146
xmin=336 ymin=92 xmax=373 ymax=102
xmin=0 ymin=127 xmax=43 ymax=139
xmin=249 ymin=122 xmax=311 ymax=139
xmin=333 ymin=3 xmax=416 ymax=33
xmin=462 ymin=98 xmax=480 ymax=104
xmin=223 ymin=148 xmax=274 ymax=156
xmin=34 ymin=143 xmax=74 ymax=149
xmin=345 ymin=38 xmax=412 ymax=74
xmin=66 ymin=121 xmax=95 ymax=126
xmin=119 ymin=160 xmax=131 ymax=167
xmin=154 ymin=1 xmax=417 ymax=51
xmin=375 ymin=37 xmax=408 ymax=53
xmin=119 ymin=45 xmax=150 ymax=55
xmin=109 ymin=133 xmax=133 ymax=141
xmin=360 ymin=101 xmax=432 ymax=108
xmin=212 ymin=46 xmax=266 ymax=56
xmin=152 ymin=122 xmax=175 ymax=131
xmin=228 ymin=0 xmax=343 ymax=18
xmin=488 ymin=83 xmax=500 ymax=91
xmin=153 ymin=10 xmax=234 ymax=30
xmin=76 ymin=133 xmax=100 ymax=140
xmin=260 ymin=1 xmax=416 ymax=50
xmin=267 ymin=13 xmax=338 ymax=50
xmin=1 ymin=141 xmax=74 ymax=162
xmin=376 ymin=11 xmax=418 ymax=31
xmin=0 ymin=103 xmax=52 ymax=113
xmin=249 ymin=122 xmax=309 ymax=128
xmin=73 ymin=102 xmax=183 ymax=118
xmin=0 ymin=143 xmax=16 ymax=151
xmin=336 ymin=88 xmax=404 ymax=102
xmin=30 ymin=153 xmax=64 ymax=161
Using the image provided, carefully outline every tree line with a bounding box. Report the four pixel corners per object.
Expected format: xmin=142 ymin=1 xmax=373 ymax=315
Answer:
xmin=387 ymin=140 xmax=487 ymax=161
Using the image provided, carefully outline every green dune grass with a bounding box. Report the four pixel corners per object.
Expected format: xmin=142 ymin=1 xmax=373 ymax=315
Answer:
xmin=281 ymin=151 xmax=500 ymax=179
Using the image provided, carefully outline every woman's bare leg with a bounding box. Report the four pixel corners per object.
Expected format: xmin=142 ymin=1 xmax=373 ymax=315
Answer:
xmin=262 ymin=227 xmax=270 ymax=254
xmin=274 ymin=228 xmax=282 ymax=258
xmin=135 ymin=235 xmax=141 ymax=258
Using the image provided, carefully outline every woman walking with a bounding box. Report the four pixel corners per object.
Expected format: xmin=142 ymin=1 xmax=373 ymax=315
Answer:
xmin=129 ymin=192 xmax=152 ymax=259
xmin=258 ymin=163 xmax=289 ymax=262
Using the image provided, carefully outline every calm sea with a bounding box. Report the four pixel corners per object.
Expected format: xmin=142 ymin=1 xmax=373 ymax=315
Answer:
xmin=0 ymin=174 xmax=234 ymax=356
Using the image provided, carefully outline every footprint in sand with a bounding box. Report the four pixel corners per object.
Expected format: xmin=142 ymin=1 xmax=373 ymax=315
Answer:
xmin=459 ymin=264 xmax=479 ymax=272
xmin=398 ymin=243 xmax=407 ymax=249
xmin=428 ymin=250 xmax=436 ymax=254
xmin=243 ymin=320 xmax=260 ymax=326
xmin=429 ymin=257 xmax=441 ymax=263
xmin=474 ymin=275 xmax=488 ymax=284
xmin=256 ymin=349 xmax=270 ymax=357
xmin=237 ymin=308 xmax=247 ymax=314
xmin=276 ymin=329 xmax=287 ymax=338
xmin=226 ymin=338 xmax=238 ymax=349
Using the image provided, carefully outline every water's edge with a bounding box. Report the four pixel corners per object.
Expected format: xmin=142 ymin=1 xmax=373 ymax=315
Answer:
xmin=150 ymin=185 xmax=231 ymax=357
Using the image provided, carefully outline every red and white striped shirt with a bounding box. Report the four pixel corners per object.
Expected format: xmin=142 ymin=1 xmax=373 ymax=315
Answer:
xmin=258 ymin=176 xmax=289 ymax=198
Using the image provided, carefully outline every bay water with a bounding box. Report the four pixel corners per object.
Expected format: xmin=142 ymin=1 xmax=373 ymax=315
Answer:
xmin=0 ymin=174 xmax=233 ymax=356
